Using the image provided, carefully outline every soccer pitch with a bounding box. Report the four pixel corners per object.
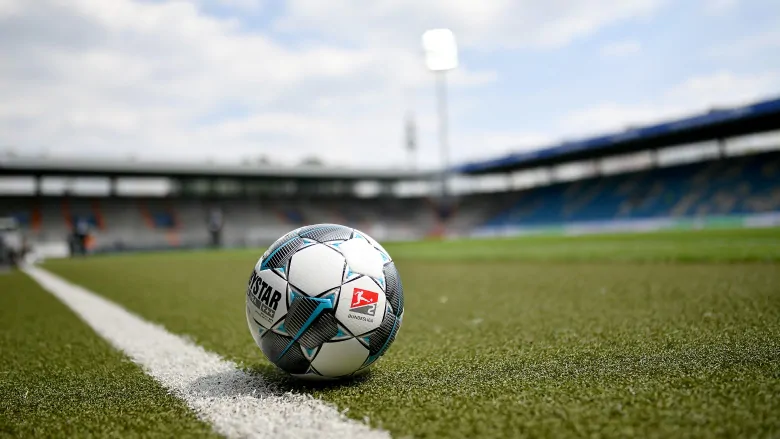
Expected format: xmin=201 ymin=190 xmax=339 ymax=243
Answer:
xmin=2 ymin=228 xmax=779 ymax=438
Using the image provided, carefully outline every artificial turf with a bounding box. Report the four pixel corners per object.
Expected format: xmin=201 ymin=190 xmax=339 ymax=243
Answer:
xmin=34 ymin=228 xmax=780 ymax=437
xmin=387 ymin=227 xmax=780 ymax=262
xmin=0 ymin=270 xmax=218 ymax=438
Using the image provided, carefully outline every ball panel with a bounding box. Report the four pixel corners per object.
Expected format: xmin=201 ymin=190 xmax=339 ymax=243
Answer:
xmin=260 ymin=331 xmax=310 ymax=374
xmin=261 ymin=236 xmax=305 ymax=270
xmin=270 ymin=317 xmax=290 ymax=336
xmin=246 ymin=269 xmax=288 ymax=329
xmin=332 ymin=322 xmax=354 ymax=341
xmin=376 ymin=313 xmax=400 ymax=359
xmin=367 ymin=308 xmax=397 ymax=356
xmin=287 ymin=243 xmax=345 ymax=296
xmin=300 ymin=344 xmax=319 ymax=361
xmin=360 ymin=309 xmax=400 ymax=369
xmin=259 ymin=229 xmax=298 ymax=263
xmin=298 ymin=224 xmax=354 ymax=242
xmin=259 ymin=330 xmax=288 ymax=360
xmin=284 ymin=296 xmax=339 ymax=349
xmin=246 ymin=304 xmax=265 ymax=347
xmin=382 ymin=262 xmax=404 ymax=317
xmin=338 ymin=237 xmax=385 ymax=279
xmin=299 ymin=313 xmax=338 ymax=349
xmin=284 ymin=296 xmax=320 ymax=335
xmin=310 ymin=337 xmax=369 ymax=378
xmin=353 ymin=228 xmax=391 ymax=261
xmin=335 ymin=276 xmax=387 ymax=336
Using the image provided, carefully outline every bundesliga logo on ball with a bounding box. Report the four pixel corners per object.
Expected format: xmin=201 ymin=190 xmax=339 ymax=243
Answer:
xmin=246 ymin=224 xmax=404 ymax=379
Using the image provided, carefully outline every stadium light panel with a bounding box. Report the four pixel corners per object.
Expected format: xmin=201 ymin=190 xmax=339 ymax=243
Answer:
xmin=422 ymin=29 xmax=458 ymax=71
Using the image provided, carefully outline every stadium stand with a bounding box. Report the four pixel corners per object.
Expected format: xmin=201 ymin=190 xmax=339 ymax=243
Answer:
xmin=0 ymin=194 xmax=441 ymax=251
xmin=2 ymin=97 xmax=779 ymax=253
xmin=4 ymin=149 xmax=778 ymax=252
xmin=478 ymin=150 xmax=780 ymax=232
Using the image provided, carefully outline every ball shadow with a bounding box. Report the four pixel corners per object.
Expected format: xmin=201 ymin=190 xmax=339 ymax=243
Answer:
xmin=246 ymin=362 xmax=374 ymax=394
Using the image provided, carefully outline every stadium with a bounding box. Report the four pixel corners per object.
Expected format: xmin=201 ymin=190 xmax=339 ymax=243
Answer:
xmin=3 ymin=95 xmax=779 ymax=437
xmin=2 ymin=98 xmax=780 ymax=254
xmin=2 ymin=2 xmax=780 ymax=438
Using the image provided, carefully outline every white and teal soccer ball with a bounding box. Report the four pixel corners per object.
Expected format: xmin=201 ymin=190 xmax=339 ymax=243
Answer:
xmin=246 ymin=224 xmax=404 ymax=379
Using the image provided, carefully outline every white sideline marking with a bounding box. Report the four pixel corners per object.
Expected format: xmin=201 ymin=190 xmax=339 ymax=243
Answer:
xmin=23 ymin=265 xmax=389 ymax=439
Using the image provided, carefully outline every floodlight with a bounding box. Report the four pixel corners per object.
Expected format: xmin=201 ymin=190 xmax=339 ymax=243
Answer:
xmin=422 ymin=29 xmax=458 ymax=71
xmin=421 ymin=29 xmax=458 ymax=201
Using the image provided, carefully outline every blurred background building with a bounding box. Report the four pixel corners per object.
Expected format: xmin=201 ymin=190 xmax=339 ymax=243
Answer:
xmin=1 ymin=96 xmax=779 ymax=257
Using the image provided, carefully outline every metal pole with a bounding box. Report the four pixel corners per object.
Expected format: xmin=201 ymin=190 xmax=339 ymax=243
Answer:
xmin=405 ymin=113 xmax=416 ymax=171
xmin=436 ymin=70 xmax=449 ymax=200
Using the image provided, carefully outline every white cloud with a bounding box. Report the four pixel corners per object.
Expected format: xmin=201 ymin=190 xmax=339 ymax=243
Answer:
xmin=560 ymin=70 xmax=780 ymax=136
xmin=466 ymin=70 xmax=780 ymax=162
xmin=600 ymin=40 xmax=641 ymax=57
xmin=666 ymin=70 xmax=780 ymax=106
xmin=208 ymin=0 xmax=264 ymax=11
xmin=277 ymin=0 xmax=664 ymax=50
xmin=8 ymin=0 xmax=767 ymax=171
xmin=0 ymin=0 xmax=497 ymax=168
xmin=0 ymin=0 xmax=21 ymax=17
xmin=706 ymin=26 xmax=780 ymax=59
xmin=703 ymin=0 xmax=737 ymax=14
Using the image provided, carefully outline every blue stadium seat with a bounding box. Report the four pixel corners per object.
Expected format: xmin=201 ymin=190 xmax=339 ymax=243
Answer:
xmin=481 ymin=152 xmax=780 ymax=228
xmin=151 ymin=212 xmax=176 ymax=229
xmin=71 ymin=215 xmax=99 ymax=229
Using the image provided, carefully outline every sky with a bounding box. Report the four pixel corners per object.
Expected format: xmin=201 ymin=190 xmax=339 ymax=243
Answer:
xmin=1 ymin=0 xmax=779 ymax=170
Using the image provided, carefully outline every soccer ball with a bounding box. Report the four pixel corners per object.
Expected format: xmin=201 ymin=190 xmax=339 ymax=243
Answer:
xmin=246 ymin=224 xmax=404 ymax=379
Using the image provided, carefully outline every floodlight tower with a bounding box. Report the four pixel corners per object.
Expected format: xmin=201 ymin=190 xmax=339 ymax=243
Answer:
xmin=422 ymin=29 xmax=458 ymax=199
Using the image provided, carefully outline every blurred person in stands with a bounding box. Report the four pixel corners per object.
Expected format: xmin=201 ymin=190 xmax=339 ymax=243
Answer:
xmin=0 ymin=218 xmax=21 ymax=271
xmin=70 ymin=218 xmax=90 ymax=257
xmin=0 ymin=217 xmax=25 ymax=268
xmin=207 ymin=206 xmax=224 ymax=248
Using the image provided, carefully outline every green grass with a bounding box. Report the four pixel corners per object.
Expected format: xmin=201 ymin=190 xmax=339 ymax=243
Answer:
xmin=0 ymin=271 xmax=218 ymax=438
xmin=31 ymin=228 xmax=780 ymax=437
xmin=387 ymin=228 xmax=780 ymax=262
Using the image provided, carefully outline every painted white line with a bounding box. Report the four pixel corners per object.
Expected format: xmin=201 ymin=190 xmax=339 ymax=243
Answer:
xmin=23 ymin=265 xmax=389 ymax=439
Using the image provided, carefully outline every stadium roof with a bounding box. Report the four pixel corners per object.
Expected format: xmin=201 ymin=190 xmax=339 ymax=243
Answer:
xmin=457 ymin=96 xmax=780 ymax=174
xmin=0 ymin=157 xmax=433 ymax=181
